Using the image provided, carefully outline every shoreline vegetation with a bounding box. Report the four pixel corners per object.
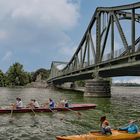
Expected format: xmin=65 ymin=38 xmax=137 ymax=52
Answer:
xmin=112 ymin=83 xmax=140 ymax=87
xmin=0 ymin=62 xmax=50 ymax=88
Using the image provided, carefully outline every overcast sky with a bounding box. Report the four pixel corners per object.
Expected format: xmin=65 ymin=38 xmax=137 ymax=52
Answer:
xmin=0 ymin=0 xmax=140 ymax=83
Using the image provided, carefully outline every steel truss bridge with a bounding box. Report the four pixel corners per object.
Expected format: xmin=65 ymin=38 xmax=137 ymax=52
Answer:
xmin=48 ymin=2 xmax=140 ymax=85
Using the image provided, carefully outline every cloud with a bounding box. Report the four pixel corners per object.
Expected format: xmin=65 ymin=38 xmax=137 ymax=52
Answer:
xmin=0 ymin=0 xmax=80 ymax=48
xmin=59 ymin=45 xmax=77 ymax=57
xmin=2 ymin=51 xmax=13 ymax=62
xmin=0 ymin=30 xmax=9 ymax=40
xmin=56 ymin=64 xmax=67 ymax=70
xmin=0 ymin=0 xmax=80 ymax=30
xmin=0 ymin=0 xmax=80 ymax=71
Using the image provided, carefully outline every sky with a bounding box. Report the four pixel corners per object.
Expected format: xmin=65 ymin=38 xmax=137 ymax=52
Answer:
xmin=0 ymin=0 xmax=140 ymax=83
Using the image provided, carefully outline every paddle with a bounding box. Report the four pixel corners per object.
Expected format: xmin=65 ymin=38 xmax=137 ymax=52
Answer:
xmin=9 ymin=106 xmax=14 ymax=123
xmin=56 ymin=100 xmax=82 ymax=118
xmin=49 ymin=108 xmax=65 ymax=120
xmin=10 ymin=108 xmax=13 ymax=117
xmin=49 ymin=108 xmax=57 ymax=114
xmin=30 ymin=107 xmax=36 ymax=116
xmin=117 ymin=119 xmax=139 ymax=130
xmin=65 ymin=107 xmax=82 ymax=118
xmin=134 ymin=119 xmax=140 ymax=122
xmin=26 ymin=102 xmax=36 ymax=116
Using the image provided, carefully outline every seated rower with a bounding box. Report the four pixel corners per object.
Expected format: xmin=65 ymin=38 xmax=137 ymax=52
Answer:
xmin=100 ymin=116 xmax=112 ymax=135
xmin=12 ymin=97 xmax=23 ymax=109
xmin=118 ymin=120 xmax=139 ymax=133
xmin=42 ymin=101 xmax=49 ymax=108
xmin=58 ymin=98 xmax=65 ymax=107
xmin=58 ymin=98 xmax=69 ymax=107
xmin=64 ymin=99 xmax=69 ymax=107
xmin=49 ymin=98 xmax=55 ymax=109
xmin=32 ymin=99 xmax=40 ymax=108
xmin=27 ymin=99 xmax=40 ymax=108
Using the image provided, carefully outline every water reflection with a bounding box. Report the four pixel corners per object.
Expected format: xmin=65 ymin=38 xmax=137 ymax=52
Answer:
xmin=0 ymin=87 xmax=140 ymax=139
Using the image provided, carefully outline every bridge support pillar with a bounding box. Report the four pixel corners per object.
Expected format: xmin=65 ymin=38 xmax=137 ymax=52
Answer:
xmin=84 ymin=79 xmax=111 ymax=97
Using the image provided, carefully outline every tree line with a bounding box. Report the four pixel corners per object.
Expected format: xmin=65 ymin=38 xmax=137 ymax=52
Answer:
xmin=113 ymin=82 xmax=140 ymax=87
xmin=0 ymin=62 xmax=50 ymax=87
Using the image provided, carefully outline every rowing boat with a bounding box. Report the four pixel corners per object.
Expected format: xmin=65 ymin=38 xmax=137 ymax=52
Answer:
xmin=56 ymin=129 xmax=140 ymax=140
xmin=0 ymin=103 xmax=96 ymax=113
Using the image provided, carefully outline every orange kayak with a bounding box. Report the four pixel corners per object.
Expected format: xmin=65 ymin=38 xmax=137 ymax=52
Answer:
xmin=56 ymin=129 xmax=140 ymax=140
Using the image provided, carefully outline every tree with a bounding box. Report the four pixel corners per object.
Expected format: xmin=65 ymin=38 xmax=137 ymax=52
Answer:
xmin=32 ymin=68 xmax=50 ymax=81
xmin=0 ymin=70 xmax=6 ymax=87
xmin=6 ymin=62 xmax=30 ymax=86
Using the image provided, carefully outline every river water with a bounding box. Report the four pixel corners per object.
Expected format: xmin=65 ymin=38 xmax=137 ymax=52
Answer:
xmin=0 ymin=86 xmax=140 ymax=140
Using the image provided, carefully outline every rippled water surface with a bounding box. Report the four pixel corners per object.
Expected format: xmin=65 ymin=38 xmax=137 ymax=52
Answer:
xmin=0 ymin=86 xmax=140 ymax=140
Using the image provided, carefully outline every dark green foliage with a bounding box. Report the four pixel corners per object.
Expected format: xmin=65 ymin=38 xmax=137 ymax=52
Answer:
xmin=32 ymin=68 xmax=50 ymax=81
xmin=0 ymin=62 xmax=50 ymax=87
xmin=0 ymin=70 xmax=6 ymax=87
xmin=113 ymin=82 xmax=140 ymax=87
xmin=6 ymin=62 xmax=30 ymax=86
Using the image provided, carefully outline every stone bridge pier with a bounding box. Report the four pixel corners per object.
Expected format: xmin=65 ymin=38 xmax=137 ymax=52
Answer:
xmin=84 ymin=79 xmax=111 ymax=97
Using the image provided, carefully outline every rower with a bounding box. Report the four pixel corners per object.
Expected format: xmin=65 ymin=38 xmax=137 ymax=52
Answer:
xmin=32 ymin=99 xmax=40 ymax=108
xmin=58 ymin=98 xmax=65 ymax=107
xmin=64 ymin=99 xmax=69 ymax=107
xmin=59 ymin=98 xmax=69 ymax=107
xmin=15 ymin=97 xmax=23 ymax=109
xmin=118 ymin=120 xmax=139 ymax=133
xmin=27 ymin=99 xmax=40 ymax=108
xmin=49 ymin=98 xmax=55 ymax=109
xmin=100 ymin=116 xmax=112 ymax=135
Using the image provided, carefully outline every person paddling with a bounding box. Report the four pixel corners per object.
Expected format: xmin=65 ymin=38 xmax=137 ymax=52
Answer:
xmin=100 ymin=116 xmax=112 ymax=135
xmin=12 ymin=97 xmax=23 ymax=109
xmin=27 ymin=99 xmax=40 ymax=108
xmin=63 ymin=99 xmax=69 ymax=107
xmin=118 ymin=120 xmax=139 ymax=133
xmin=32 ymin=99 xmax=40 ymax=108
xmin=49 ymin=98 xmax=55 ymax=109
xmin=59 ymin=98 xmax=69 ymax=107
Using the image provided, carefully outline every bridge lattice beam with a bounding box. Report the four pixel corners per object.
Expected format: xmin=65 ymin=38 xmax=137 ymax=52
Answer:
xmin=48 ymin=2 xmax=140 ymax=84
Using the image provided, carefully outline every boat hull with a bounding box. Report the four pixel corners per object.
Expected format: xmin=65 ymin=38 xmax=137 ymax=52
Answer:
xmin=0 ymin=104 xmax=96 ymax=113
xmin=56 ymin=130 xmax=140 ymax=140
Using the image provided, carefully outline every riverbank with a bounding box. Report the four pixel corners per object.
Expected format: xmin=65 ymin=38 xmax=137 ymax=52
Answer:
xmin=58 ymin=85 xmax=140 ymax=95
xmin=26 ymin=80 xmax=48 ymax=88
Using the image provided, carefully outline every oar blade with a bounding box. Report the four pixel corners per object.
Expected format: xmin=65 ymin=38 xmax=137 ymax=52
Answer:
xmin=77 ymin=112 xmax=82 ymax=116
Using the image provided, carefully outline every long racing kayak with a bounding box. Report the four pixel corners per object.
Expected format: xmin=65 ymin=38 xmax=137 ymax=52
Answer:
xmin=56 ymin=129 xmax=140 ymax=140
xmin=0 ymin=103 xmax=96 ymax=113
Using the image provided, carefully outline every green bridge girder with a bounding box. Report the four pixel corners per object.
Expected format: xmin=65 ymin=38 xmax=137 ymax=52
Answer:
xmin=48 ymin=2 xmax=140 ymax=84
